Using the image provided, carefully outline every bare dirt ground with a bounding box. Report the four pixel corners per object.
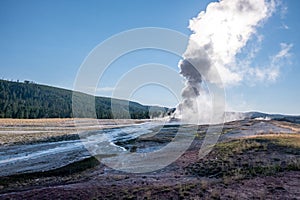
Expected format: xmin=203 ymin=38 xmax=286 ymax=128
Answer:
xmin=0 ymin=119 xmax=299 ymax=199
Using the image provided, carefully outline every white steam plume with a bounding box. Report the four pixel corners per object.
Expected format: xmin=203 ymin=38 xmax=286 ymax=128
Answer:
xmin=176 ymin=0 xmax=275 ymax=124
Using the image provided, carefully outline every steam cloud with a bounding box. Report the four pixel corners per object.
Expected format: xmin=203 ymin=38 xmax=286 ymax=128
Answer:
xmin=176 ymin=0 xmax=276 ymax=124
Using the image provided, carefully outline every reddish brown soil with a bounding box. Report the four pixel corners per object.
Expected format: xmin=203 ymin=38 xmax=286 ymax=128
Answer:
xmin=0 ymin=120 xmax=299 ymax=199
xmin=1 ymin=137 xmax=299 ymax=200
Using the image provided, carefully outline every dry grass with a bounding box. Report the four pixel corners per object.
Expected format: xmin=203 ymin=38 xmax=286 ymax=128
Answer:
xmin=0 ymin=118 xmax=146 ymax=146
xmin=271 ymin=120 xmax=300 ymax=133
xmin=245 ymin=134 xmax=300 ymax=149
xmin=187 ymin=133 xmax=300 ymax=180
xmin=0 ymin=118 xmax=145 ymax=127
xmin=0 ymin=118 xmax=77 ymax=126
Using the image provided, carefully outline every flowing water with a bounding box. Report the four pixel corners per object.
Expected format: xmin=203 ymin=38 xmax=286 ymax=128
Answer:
xmin=0 ymin=122 xmax=166 ymax=176
xmin=0 ymin=120 xmax=295 ymax=177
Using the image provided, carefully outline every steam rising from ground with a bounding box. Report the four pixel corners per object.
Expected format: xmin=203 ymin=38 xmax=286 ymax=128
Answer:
xmin=176 ymin=0 xmax=275 ymax=124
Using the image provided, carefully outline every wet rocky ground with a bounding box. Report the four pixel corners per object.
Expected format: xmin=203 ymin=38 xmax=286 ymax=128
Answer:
xmin=0 ymin=119 xmax=299 ymax=199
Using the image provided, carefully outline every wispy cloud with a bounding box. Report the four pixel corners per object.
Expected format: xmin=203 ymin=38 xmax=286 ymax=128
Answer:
xmin=279 ymin=1 xmax=288 ymax=19
xmin=245 ymin=42 xmax=293 ymax=83
xmin=272 ymin=43 xmax=293 ymax=62
xmin=280 ymin=23 xmax=289 ymax=30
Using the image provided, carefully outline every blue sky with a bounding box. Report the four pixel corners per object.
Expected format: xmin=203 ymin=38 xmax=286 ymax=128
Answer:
xmin=0 ymin=0 xmax=299 ymax=114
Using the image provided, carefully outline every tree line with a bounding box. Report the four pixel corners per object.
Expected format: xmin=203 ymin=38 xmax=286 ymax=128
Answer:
xmin=0 ymin=79 xmax=167 ymax=119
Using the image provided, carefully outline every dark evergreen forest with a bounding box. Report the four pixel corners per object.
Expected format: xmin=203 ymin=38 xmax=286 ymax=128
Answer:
xmin=0 ymin=79 xmax=168 ymax=119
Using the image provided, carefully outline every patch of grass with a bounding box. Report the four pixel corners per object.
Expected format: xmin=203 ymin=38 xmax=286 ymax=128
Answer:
xmin=256 ymin=134 xmax=300 ymax=149
xmin=16 ymin=134 xmax=80 ymax=146
xmin=0 ymin=132 xmax=80 ymax=146
xmin=216 ymin=139 xmax=266 ymax=155
xmin=186 ymin=134 xmax=300 ymax=180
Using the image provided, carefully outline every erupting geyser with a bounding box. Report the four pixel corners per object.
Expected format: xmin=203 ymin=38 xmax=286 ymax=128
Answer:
xmin=175 ymin=0 xmax=275 ymax=124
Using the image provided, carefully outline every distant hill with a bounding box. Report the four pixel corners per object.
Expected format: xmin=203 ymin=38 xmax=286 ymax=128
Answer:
xmin=0 ymin=79 xmax=168 ymax=119
xmin=225 ymin=111 xmax=300 ymax=124
xmin=243 ymin=111 xmax=300 ymax=124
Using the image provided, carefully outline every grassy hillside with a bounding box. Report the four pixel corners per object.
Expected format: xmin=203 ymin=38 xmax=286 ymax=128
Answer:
xmin=0 ymin=79 xmax=167 ymax=119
